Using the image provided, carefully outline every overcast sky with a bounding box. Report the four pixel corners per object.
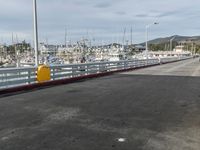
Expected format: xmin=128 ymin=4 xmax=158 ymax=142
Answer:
xmin=0 ymin=0 xmax=200 ymax=45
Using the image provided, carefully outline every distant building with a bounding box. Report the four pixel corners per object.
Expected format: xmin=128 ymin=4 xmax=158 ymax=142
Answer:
xmin=0 ymin=44 xmax=7 ymax=60
xmin=134 ymin=45 xmax=146 ymax=52
xmin=174 ymin=45 xmax=185 ymax=53
xmin=39 ymin=43 xmax=58 ymax=55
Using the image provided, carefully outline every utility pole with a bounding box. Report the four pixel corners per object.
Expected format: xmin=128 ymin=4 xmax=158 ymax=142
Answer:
xmin=33 ymin=0 xmax=39 ymax=66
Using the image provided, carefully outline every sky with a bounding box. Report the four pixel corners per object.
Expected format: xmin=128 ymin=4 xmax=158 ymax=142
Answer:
xmin=0 ymin=0 xmax=200 ymax=45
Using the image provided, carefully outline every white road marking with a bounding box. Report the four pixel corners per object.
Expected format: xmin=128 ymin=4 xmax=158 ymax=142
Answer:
xmin=117 ymin=138 xmax=126 ymax=142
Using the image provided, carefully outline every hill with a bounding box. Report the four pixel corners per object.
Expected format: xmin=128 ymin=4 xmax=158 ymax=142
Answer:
xmin=140 ymin=35 xmax=200 ymax=45
xmin=139 ymin=35 xmax=200 ymax=53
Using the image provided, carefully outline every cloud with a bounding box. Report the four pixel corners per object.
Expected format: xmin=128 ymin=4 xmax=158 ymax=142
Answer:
xmin=94 ymin=2 xmax=112 ymax=8
xmin=115 ymin=11 xmax=126 ymax=16
xmin=135 ymin=14 xmax=149 ymax=18
xmin=0 ymin=0 xmax=200 ymax=45
xmin=155 ymin=10 xmax=183 ymax=18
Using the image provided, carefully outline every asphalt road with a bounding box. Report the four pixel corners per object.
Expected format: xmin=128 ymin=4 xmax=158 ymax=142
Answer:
xmin=0 ymin=58 xmax=200 ymax=150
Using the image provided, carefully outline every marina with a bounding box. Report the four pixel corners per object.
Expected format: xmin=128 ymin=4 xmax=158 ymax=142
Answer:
xmin=0 ymin=40 xmax=195 ymax=68
xmin=0 ymin=56 xmax=192 ymax=90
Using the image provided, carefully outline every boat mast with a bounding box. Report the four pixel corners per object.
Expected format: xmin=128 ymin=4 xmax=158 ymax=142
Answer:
xmin=130 ymin=27 xmax=133 ymax=45
xmin=122 ymin=28 xmax=126 ymax=51
xmin=65 ymin=27 xmax=67 ymax=48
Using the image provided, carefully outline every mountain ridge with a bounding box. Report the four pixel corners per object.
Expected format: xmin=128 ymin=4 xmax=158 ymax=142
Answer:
xmin=140 ymin=35 xmax=200 ymax=45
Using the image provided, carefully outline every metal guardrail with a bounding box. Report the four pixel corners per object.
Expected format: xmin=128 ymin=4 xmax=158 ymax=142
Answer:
xmin=50 ymin=59 xmax=159 ymax=80
xmin=0 ymin=67 xmax=37 ymax=89
xmin=0 ymin=57 xmax=191 ymax=89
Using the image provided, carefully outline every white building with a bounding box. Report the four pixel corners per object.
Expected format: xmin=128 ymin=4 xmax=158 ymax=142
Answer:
xmin=174 ymin=45 xmax=185 ymax=53
xmin=39 ymin=43 xmax=58 ymax=55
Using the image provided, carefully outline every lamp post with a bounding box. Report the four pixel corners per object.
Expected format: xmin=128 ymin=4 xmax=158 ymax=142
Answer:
xmin=170 ymin=36 xmax=176 ymax=52
xmin=145 ymin=22 xmax=159 ymax=59
xmin=33 ymin=0 xmax=39 ymax=66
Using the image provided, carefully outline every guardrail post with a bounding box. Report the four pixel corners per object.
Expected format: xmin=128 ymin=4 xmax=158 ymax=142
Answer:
xmin=72 ymin=66 xmax=75 ymax=77
xmin=143 ymin=60 xmax=145 ymax=66
xmin=158 ymin=58 xmax=161 ymax=64
xmin=135 ymin=60 xmax=138 ymax=68
xmin=138 ymin=60 xmax=141 ymax=67
xmin=146 ymin=59 xmax=149 ymax=66
xmin=134 ymin=61 xmax=136 ymax=68
xmin=108 ymin=63 xmax=111 ymax=72
xmin=28 ymin=70 xmax=31 ymax=84
xmin=140 ymin=60 xmax=143 ymax=67
xmin=105 ymin=63 xmax=108 ymax=72
xmin=98 ymin=63 xmax=100 ymax=73
xmin=132 ymin=61 xmax=134 ymax=68
xmin=5 ymin=73 xmax=8 ymax=88
xmin=123 ymin=61 xmax=126 ymax=69
xmin=116 ymin=62 xmax=118 ymax=70
xmin=86 ymin=64 xmax=88 ymax=75
xmin=102 ymin=63 xmax=105 ymax=72
xmin=52 ymin=68 xmax=55 ymax=80
xmin=147 ymin=59 xmax=149 ymax=66
xmin=136 ymin=60 xmax=139 ymax=67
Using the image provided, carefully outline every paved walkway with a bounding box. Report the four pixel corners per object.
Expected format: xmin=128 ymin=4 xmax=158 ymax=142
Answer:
xmin=0 ymin=58 xmax=200 ymax=150
xmin=123 ymin=58 xmax=200 ymax=77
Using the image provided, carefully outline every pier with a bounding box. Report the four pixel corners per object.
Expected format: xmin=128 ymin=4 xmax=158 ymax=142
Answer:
xmin=0 ymin=58 xmax=200 ymax=150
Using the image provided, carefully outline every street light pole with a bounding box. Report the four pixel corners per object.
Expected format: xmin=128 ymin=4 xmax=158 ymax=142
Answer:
xmin=170 ymin=36 xmax=176 ymax=52
xmin=33 ymin=0 xmax=39 ymax=66
xmin=145 ymin=22 xmax=159 ymax=59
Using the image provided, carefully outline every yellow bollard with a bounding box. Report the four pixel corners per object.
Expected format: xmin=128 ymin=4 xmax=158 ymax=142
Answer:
xmin=37 ymin=65 xmax=51 ymax=83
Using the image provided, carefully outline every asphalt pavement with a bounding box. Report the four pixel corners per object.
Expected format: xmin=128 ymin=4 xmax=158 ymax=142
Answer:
xmin=0 ymin=58 xmax=200 ymax=150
